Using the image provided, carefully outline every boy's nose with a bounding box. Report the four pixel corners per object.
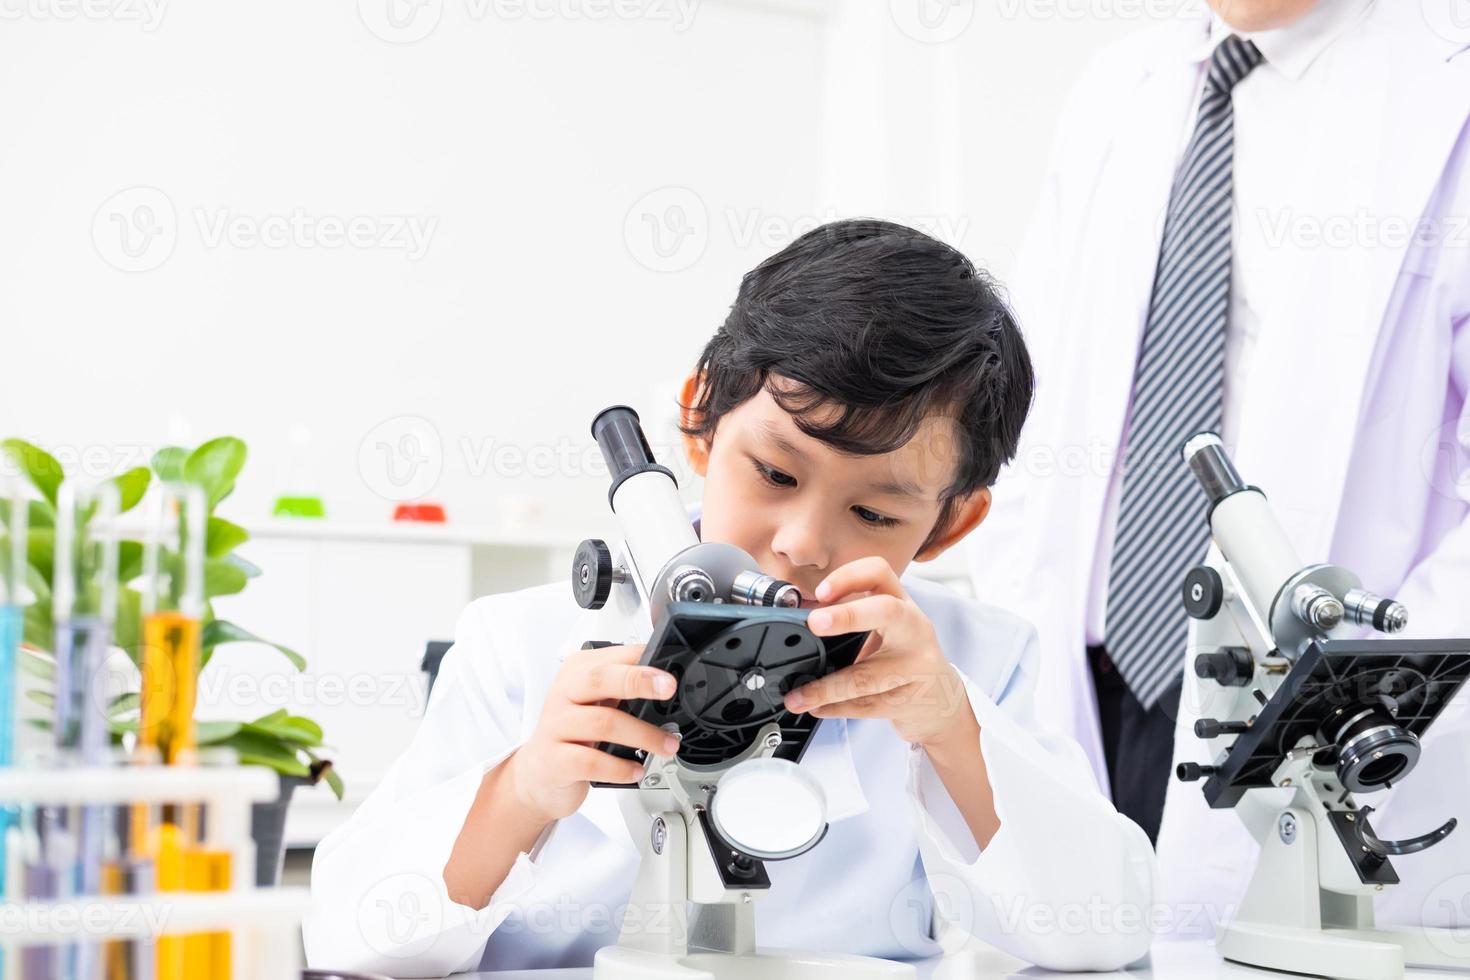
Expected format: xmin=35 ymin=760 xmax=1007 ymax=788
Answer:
xmin=769 ymin=516 xmax=830 ymax=575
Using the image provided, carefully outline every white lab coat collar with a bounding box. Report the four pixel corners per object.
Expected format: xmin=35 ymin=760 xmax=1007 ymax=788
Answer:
xmin=1187 ymin=0 xmax=1376 ymax=81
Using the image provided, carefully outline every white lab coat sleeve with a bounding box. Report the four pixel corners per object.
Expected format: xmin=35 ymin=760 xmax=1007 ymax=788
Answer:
xmin=303 ymin=597 xmax=554 ymax=978
xmin=905 ymin=620 xmax=1158 ymax=971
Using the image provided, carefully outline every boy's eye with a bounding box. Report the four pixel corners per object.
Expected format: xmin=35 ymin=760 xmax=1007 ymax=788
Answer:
xmin=853 ymin=505 xmax=900 ymax=528
xmin=752 ymin=459 xmax=797 ymax=488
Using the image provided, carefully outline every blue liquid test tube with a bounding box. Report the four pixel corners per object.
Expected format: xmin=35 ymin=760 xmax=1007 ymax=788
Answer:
xmin=1 ymin=479 xmax=31 ymax=980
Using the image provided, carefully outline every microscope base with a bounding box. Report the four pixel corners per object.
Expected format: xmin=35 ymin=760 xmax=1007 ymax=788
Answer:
xmin=593 ymin=944 xmax=917 ymax=980
xmin=1218 ymin=922 xmax=1467 ymax=980
xmin=1217 ymin=802 xmax=1468 ymax=979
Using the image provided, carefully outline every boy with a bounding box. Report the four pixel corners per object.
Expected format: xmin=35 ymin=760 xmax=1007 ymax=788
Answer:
xmin=305 ymin=220 xmax=1155 ymax=976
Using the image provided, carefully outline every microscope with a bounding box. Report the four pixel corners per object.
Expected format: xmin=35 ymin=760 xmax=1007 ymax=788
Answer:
xmin=1175 ymin=432 xmax=1470 ymax=980
xmin=570 ymin=406 xmax=915 ymax=980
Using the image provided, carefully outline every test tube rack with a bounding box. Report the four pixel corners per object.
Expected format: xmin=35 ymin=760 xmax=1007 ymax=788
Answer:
xmin=0 ymin=764 xmax=306 ymax=978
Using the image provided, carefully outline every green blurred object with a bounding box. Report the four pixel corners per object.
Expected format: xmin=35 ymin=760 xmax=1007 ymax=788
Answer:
xmin=272 ymin=495 xmax=326 ymax=518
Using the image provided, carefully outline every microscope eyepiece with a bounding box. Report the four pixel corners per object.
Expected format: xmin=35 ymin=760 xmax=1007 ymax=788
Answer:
xmin=1182 ymin=431 xmax=1247 ymax=505
xmin=591 ymin=405 xmax=677 ymax=510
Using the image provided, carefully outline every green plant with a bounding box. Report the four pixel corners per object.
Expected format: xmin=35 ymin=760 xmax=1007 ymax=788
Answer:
xmin=1 ymin=437 xmax=343 ymax=799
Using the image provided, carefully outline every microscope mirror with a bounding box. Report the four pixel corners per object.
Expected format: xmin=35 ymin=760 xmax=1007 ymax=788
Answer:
xmin=709 ymin=757 xmax=828 ymax=861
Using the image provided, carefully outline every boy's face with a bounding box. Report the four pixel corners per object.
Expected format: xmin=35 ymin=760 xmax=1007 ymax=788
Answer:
xmin=681 ymin=375 xmax=990 ymax=605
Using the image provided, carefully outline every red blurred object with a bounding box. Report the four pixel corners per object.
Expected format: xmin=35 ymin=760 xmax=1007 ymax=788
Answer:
xmin=393 ymin=502 xmax=447 ymax=523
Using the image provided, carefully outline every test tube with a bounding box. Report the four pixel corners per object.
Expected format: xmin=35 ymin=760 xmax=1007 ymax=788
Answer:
xmin=53 ymin=480 xmax=122 ymax=980
xmin=0 ymin=480 xmax=29 ymax=980
xmin=138 ymin=483 xmax=205 ymax=771
xmin=138 ymin=483 xmax=215 ymax=980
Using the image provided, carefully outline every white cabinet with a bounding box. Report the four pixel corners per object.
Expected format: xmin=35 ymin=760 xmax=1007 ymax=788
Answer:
xmin=208 ymin=521 xmax=574 ymax=848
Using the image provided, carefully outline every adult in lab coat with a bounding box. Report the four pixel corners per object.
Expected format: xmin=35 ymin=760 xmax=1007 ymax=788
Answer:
xmin=303 ymin=560 xmax=1155 ymax=975
xmin=966 ymin=0 xmax=1470 ymax=934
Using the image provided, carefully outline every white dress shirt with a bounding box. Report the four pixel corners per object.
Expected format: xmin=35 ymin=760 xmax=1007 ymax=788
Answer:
xmin=1085 ymin=0 xmax=1378 ymax=647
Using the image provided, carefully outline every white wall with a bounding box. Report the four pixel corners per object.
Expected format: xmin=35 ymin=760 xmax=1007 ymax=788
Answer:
xmin=0 ymin=0 xmax=1171 ymax=540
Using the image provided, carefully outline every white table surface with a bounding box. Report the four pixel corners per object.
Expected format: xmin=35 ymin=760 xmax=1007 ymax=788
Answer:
xmin=456 ymin=939 xmax=1465 ymax=978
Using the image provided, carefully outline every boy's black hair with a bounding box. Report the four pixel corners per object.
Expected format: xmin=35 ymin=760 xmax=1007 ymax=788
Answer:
xmin=680 ymin=218 xmax=1035 ymax=552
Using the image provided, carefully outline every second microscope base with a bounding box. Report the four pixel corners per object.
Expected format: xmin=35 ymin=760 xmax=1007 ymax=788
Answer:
xmin=1218 ymin=921 xmax=1469 ymax=980
xmin=593 ymin=944 xmax=917 ymax=980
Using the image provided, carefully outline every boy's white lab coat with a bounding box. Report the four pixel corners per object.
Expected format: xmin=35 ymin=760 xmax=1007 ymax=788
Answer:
xmin=304 ymin=574 xmax=1155 ymax=977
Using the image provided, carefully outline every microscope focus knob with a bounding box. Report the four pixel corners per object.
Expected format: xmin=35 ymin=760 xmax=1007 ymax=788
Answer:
xmin=1176 ymin=762 xmax=1217 ymax=783
xmin=1195 ymin=718 xmax=1249 ymax=739
xmin=1194 ymin=647 xmax=1254 ymax=688
xmin=1181 ymin=566 xmax=1225 ymax=620
xmin=573 ymin=538 xmax=614 ymax=610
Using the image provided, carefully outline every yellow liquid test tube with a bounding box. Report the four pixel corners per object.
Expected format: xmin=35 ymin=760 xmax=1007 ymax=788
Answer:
xmin=139 ymin=611 xmax=201 ymax=768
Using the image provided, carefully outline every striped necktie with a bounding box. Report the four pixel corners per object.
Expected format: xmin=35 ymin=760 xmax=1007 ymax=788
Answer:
xmin=1104 ymin=35 xmax=1264 ymax=710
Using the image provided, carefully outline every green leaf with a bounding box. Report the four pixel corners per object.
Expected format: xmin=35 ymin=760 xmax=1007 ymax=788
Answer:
xmin=203 ymin=556 xmax=248 ymax=598
xmin=108 ymin=467 xmax=151 ymax=514
xmin=305 ymin=749 xmax=345 ymax=800
xmin=2 ymin=440 xmax=63 ymax=506
xmin=115 ymin=587 xmax=141 ymax=663
xmin=205 ymin=517 xmax=249 ymax=558
xmin=26 ymin=688 xmax=54 ymax=709
xmin=244 ymin=711 xmax=322 ymax=747
xmin=184 ymin=438 xmax=247 ymax=510
xmin=217 ymin=730 xmax=310 ymax=777
xmin=0 ymin=498 xmax=54 ymax=530
xmin=150 ymin=447 xmax=188 ymax=483
xmin=26 ymin=528 xmax=54 ymax=583
xmin=116 ymin=540 xmax=145 ymax=584
xmin=19 ymin=646 xmax=54 ymax=682
xmin=197 ymin=720 xmax=242 ymax=745
xmin=200 ymin=619 xmax=305 ymax=671
xmin=109 ymin=692 xmax=139 ymax=717
xmin=227 ymin=553 xmax=260 ymax=579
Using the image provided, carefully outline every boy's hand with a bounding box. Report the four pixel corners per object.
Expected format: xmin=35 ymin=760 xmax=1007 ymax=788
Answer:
xmin=508 ymin=643 xmax=680 ymax=824
xmin=783 ymin=557 xmax=976 ymax=751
